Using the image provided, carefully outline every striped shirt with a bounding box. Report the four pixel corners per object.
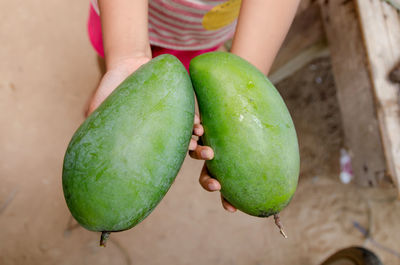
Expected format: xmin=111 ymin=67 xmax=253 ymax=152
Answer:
xmin=90 ymin=0 xmax=240 ymax=50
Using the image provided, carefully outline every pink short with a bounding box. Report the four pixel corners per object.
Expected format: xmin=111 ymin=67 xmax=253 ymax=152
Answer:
xmin=87 ymin=5 xmax=220 ymax=70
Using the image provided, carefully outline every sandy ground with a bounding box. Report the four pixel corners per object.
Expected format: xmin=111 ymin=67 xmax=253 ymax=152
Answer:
xmin=1 ymin=1 xmax=400 ymax=265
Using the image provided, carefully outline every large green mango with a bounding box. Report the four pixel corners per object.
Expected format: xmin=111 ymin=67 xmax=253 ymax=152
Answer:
xmin=190 ymin=52 xmax=299 ymax=219
xmin=62 ymin=55 xmax=194 ymax=244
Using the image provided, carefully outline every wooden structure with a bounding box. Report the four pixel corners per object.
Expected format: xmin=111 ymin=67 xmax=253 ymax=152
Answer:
xmin=270 ymin=0 xmax=400 ymax=196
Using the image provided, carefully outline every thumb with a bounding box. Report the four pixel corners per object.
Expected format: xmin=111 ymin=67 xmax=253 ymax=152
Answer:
xmin=85 ymin=70 xmax=131 ymax=116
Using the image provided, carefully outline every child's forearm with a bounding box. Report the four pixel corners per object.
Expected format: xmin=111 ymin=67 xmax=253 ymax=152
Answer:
xmin=98 ymin=0 xmax=151 ymax=71
xmin=231 ymin=0 xmax=300 ymax=75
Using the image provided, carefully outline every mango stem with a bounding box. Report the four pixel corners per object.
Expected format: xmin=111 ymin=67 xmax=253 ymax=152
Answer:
xmin=100 ymin=231 xmax=111 ymax=247
xmin=274 ymin=214 xmax=287 ymax=239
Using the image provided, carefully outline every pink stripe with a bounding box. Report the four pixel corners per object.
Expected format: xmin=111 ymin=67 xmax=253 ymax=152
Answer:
xmin=149 ymin=9 xmax=200 ymax=28
xmin=151 ymin=38 xmax=198 ymax=48
xmin=149 ymin=27 xmax=229 ymax=42
xmin=150 ymin=4 xmax=203 ymax=24
xmin=150 ymin=35 xmax=222 ymax=48
xmin=149 ymin=14 xmax=201 ymax=35
xmin=149 ymin=22 xmax=216 ymax=40
xmin=149 ymin=12 xmax=202 ymax=32
xmin=150 ymin=29 xmax=199 ymax=44
xmin=171 ymin=0 xmax=217 ymax=10
xmin=149 ymin=15 xmax=230 ymax=37
xmin=150 ymin=1 xmax=204 ymax=18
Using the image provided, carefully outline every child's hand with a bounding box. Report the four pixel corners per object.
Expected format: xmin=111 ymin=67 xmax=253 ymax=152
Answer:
xmin=85 ymin=56 xmax=151 ymax=116
xmin=86 ymin=59 xmax=236 ymax=212
xmin=189 ymin=114 xmax=237 ymax=213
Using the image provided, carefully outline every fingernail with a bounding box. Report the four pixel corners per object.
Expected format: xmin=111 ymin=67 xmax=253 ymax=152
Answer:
xmin=189 ymin=140 xmax=196 ymax=150
xmin=201 ymin=149 xmax=210 ymax=159
xmin=208 ymin=182 xmax=218 ymax=190
xmin=228 ymin=207 xmax=237 ymax=213
xmin=225 ymin=206 xmax=236 ymax=213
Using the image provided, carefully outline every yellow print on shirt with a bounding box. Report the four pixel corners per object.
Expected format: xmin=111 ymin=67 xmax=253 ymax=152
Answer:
xmin=202 ymin=0 xmax=242 ymax=30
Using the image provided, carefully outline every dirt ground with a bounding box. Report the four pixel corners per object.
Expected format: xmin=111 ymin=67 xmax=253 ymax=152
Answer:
xmin=1 ymin=1 xmax=400 ymax=265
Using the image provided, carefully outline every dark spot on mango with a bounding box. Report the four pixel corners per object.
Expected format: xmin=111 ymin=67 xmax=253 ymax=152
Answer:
xmin=258 ymin=209 xmax=277 ymax=218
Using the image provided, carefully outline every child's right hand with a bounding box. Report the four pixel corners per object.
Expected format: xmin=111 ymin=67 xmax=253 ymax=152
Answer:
xmin=189 ymin=114 xmax=237 ymax=213
xmin=85 ymin=56 xmax=151 ymax=117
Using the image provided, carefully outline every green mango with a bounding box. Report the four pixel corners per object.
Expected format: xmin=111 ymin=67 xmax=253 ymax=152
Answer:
xmin=62 ymin=55 xmax=195 ymax=245
xmin=189 ymin=52 xmax=299 ymax=229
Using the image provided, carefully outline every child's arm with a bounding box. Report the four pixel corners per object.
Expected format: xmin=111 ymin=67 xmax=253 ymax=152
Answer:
xmin=86 ymin=1 xmax=210 ymax=179
xmin=231 ymin=0 xmax=301 ymax=75
xmin=195 ymin=0 xmax=300 ymax=212
xmin=87 ymin=0 xmax=151 ymax=115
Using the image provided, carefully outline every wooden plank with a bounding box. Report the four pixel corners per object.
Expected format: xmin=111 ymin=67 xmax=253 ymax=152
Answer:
xmin=383 ymin=0 xmax=400 ymax=11
xmin=390 ymin=62 xmax=400 ymax=83
xmin=271 ymin=2 xmax=326 ymax=75
xmin=298 ymin=0 xmax=317 ymax=14
xmin=319 ymin=0 xmax=387 ymax=186
xmin=354 ymin=0 xmax=400 ymax=196
xmin=270 ymin=41 xmax=329 ymax=84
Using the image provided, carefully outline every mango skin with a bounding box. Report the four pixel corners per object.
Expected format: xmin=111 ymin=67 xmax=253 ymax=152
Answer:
xmin=62 ymin=55 xmax=195 ymax=232
xmin=189 ymin=52 xmax=299 ymax=217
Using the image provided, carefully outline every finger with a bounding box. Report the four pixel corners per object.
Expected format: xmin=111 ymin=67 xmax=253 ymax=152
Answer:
xmin=189 ymin=145 xmax=214 ymax=160
xmin=194 ymin=114 xmax=201 ymax=125
xmin=188 ymin=139 xmax=197 ymax=151
xmin=221 ymin=194 xmax=237 ymax=213
xmin=199 ymin=164 xmax=221 ymax=191
xmin=193 ymin=123 xmax=204 ymax=137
